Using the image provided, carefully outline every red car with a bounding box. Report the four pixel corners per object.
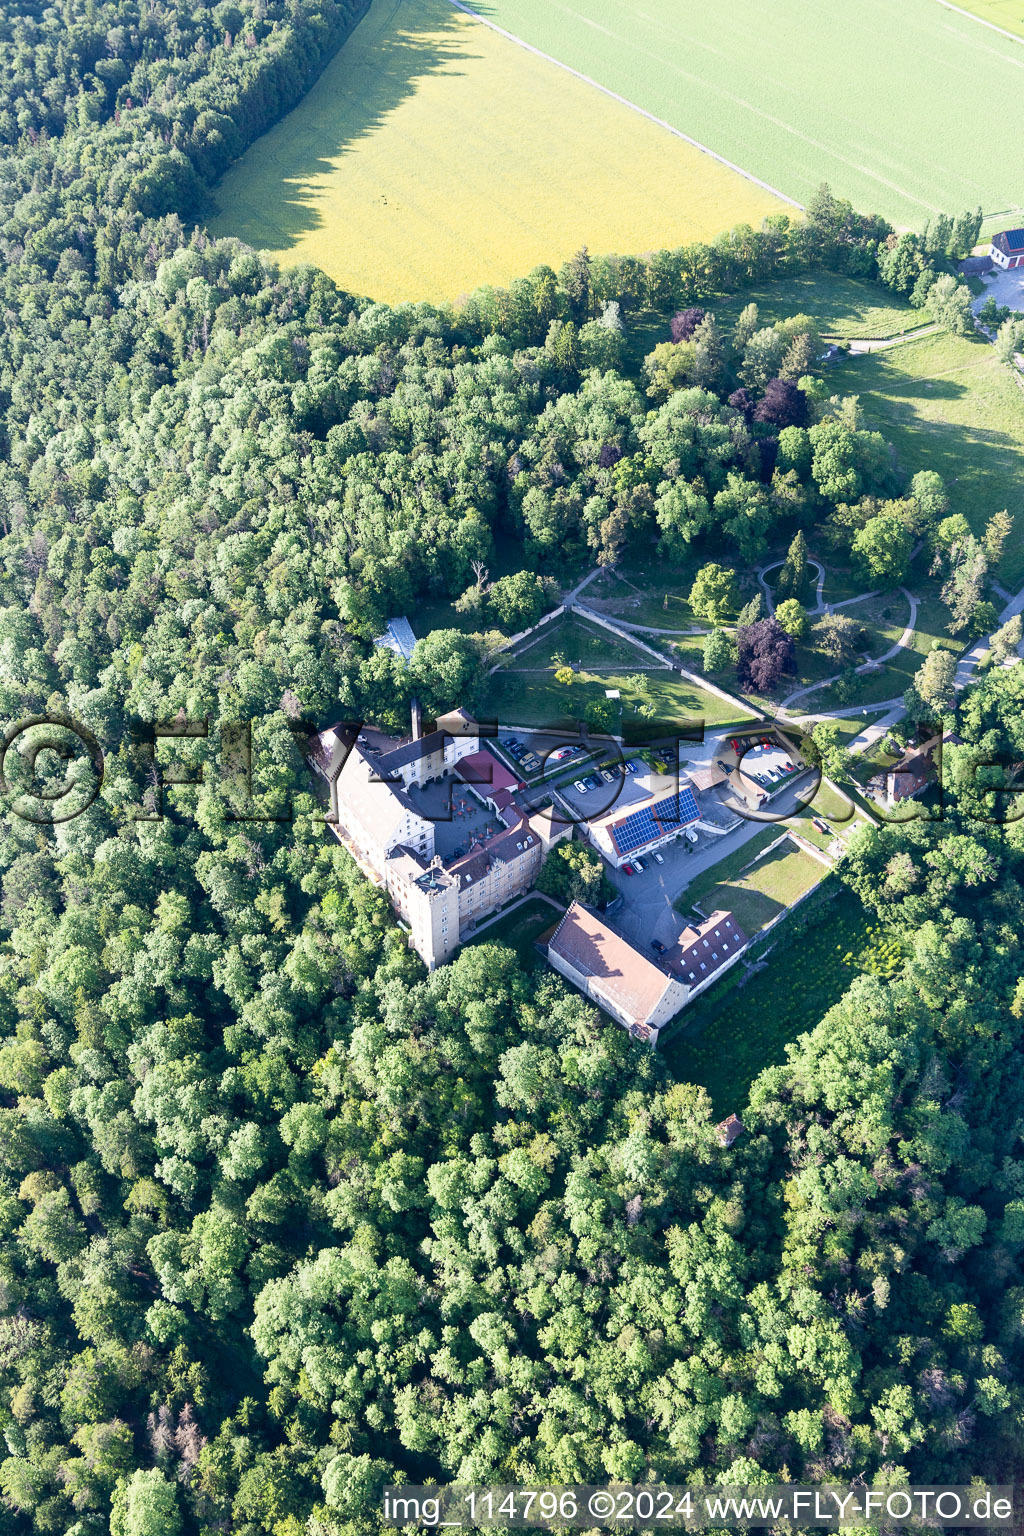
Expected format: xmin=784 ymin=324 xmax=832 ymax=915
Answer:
xmin=729 ymin=738 xmax=741 ymax=753
xmin=760 ymin=736 xmax=772 ymax=748
xmin=622 ymin=864 xmax=636 ymax=875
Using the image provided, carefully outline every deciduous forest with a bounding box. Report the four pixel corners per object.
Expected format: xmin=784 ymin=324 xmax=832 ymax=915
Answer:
xmin=0 ymin=1 xmax=1020 ymax=1532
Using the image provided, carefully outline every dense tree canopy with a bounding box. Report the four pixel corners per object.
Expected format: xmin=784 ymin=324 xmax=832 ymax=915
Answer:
xmin=0 ymin=0 xmax=1014 ymax=1529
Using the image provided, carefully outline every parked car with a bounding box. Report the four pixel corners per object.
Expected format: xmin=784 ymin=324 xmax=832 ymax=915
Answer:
xmin=653 ymin=850 xmax=665 ymax=864
xmin=783 ymin=759 xmax=796 ymax=772
xmin=633 ymin=857 xmax=646 ymax=872
xmin=522 ymin=754 xmax=540 ymax=772
xmin=600 ymin=768 xmax=616 ymax=784
xmin=625 ymin=759 xmax=639 ymax=773
xmin=573 ymin=780 xmax=588 ymax=793
xmin=716 ymin=759 xmax=731 ymax=772
xmin=584 ymin=775 xmax=600 ymax=790
xmin=551 ymin=746 xmax=574 ymax=761
xmin=729 ymin=738 xmax=741 ymax=752
xmin=622 ymin=863 xmax=635 ymax=875
xmin=760 ymin=736 xmax=772 ymax=748
xmin=651 ymin=938 xmax=666 ymax=954
xmin=684 ymin=828 xmax=699 ymax=845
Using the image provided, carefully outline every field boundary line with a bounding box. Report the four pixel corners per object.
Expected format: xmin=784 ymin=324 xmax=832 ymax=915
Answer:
xmin=443 ymin=0 xmax=803 ymax=210
xmin=933 ymin=0 xmax=1024 ymax=45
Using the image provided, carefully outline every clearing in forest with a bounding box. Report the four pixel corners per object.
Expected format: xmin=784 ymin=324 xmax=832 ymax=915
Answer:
xmin=210 ymin=0 xmax=785 ymax=303
xmin=471 ymin=0 xmax=1024 ymax=228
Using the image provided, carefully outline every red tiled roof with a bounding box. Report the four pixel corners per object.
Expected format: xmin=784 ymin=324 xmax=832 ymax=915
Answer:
xmin=717 ymin=1114 xmax=744 ymax=1147
xmin=548 ymin=902 xmax=674 ymax=1026
xmin=457 ymin=750 xmax=519 ymax=793
xmin=668 ymin=909 xmax=747 ymax=985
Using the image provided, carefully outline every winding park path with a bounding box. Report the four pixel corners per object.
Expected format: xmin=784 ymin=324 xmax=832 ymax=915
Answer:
xmin=778 ymin=587 xmax=918 ymax=711
xmin=756 ymin=557 xmax=826 ymax=617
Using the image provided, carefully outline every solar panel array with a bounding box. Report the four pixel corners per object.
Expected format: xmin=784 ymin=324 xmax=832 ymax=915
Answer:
xmin=611 ymin=788 xmax=698 ymax=855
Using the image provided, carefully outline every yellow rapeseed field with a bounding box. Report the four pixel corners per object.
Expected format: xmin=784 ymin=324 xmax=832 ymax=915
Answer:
xmin=209 ymin=0 xmax=786 ymax=304
xmin=946 ymin=0 xmax=1024 ymax=36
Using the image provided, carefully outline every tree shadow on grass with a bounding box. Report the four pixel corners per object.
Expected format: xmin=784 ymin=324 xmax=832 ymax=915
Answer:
xmin=209 ymin=0 xmax=474 ymax=250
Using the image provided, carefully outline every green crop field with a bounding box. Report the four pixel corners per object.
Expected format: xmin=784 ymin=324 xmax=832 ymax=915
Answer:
xmin=474 ymin=0 xmax=1024 ymax=228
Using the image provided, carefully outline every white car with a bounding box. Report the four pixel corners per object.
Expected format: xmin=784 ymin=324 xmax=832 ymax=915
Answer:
xmin=653 ymin=851 xmax=665 ymax=865
xmin=633 ymin=857 xmax=646 ymax=872
xmin=573 ymin=780 xmax=588 ymax=793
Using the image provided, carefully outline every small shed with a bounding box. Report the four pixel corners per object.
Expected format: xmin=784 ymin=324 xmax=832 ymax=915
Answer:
xmin=716 ymin=1114 xmax=744 ymax=1148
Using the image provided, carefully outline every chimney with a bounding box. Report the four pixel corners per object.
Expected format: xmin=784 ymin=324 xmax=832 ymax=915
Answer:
xmin=411 ymin=696 xmax=423 ymax=741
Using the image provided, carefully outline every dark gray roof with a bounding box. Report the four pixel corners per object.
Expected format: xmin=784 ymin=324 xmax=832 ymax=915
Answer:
xmin=370 ymin=730 xmax=447 ymax=773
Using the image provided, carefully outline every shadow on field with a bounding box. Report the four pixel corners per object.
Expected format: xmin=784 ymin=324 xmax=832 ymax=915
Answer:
xmin=210 ymin=0 xmax=472 ymax=248
xmin=831 ymin=338 xmax=1024 ymax=564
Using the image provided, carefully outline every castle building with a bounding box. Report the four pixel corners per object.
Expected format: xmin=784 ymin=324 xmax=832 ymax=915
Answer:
xmin=314 ymin=710 xmax=569 ymax=969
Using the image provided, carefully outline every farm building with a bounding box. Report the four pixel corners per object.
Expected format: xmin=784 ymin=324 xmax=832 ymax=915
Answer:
xmin=990 ymin=229 xmax=1024 ymax=269
xmin=546 ymin=902 xmax=689 ymax=1045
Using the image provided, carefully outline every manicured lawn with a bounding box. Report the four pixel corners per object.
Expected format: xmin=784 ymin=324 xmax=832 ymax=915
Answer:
xmin=661 ymin=886 xmax=901 ymax=1114
xmin=468 ymin=895 xmax=561 ymax=969
xmin=675 ymin=828 xmax=824 ymax=935
xmin=820 ymin=563 xmax=874 ymax=605
xmin=512 ymin=614 xmax=648 ymax=672
xmin=480 ymin=664 xmax=752 ymax=730
xmin=478 ymin=0 xmax=1024 ymax=228
xmin=583 ymin=559 xmax=710 ymax=630
xmin=909 ymin=593 xmax=964 ymax=658
xmin=833 ymin=332 xmax=1024 ymax=586
xmin=210 ymin=0 xmax=782 ymax=303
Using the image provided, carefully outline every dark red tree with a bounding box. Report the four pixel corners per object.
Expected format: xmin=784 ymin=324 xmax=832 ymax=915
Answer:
xmin=727 ymin=387 xmax=755 ymax=420
xmin=753 ymin=378 xmax=809 ymax=428
xmin=736 ymin=616 xmax=796 ymax=692
xmin=670 ymin=306 xmax=707 ymax=342
xmin=598 ymin=441 xmax=623 ymax=469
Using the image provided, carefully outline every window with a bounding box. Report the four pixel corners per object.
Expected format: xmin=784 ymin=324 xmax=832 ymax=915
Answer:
xmin=712 ymin=951 xmax=718 ymax=961
xmin=703 ymin=939 xmax=709 ymax=948
xmin=699 ymin=962 xmax=706 ymax=972
xmin=714 ymin=929 xmax=721 ymax=937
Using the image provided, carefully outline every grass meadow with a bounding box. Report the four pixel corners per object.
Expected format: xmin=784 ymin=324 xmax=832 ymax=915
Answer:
xmin=675 ymin=828 xmax=825 ymax=936
xmin=833 ymin=333 xmax=1024 ymax=586
xmin=475 ymin=0 xmax=1024 ymax=228
xmin=210 ymin=0 xmax=783 ymax=302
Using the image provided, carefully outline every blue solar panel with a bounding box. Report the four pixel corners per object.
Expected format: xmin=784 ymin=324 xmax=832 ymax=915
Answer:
xmin=612 ymin=790 xmax=698 ymax=854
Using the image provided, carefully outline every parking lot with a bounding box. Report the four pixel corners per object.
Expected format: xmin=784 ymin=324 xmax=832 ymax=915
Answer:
xmin=492 ymin=723 xmax=821 ymax=954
